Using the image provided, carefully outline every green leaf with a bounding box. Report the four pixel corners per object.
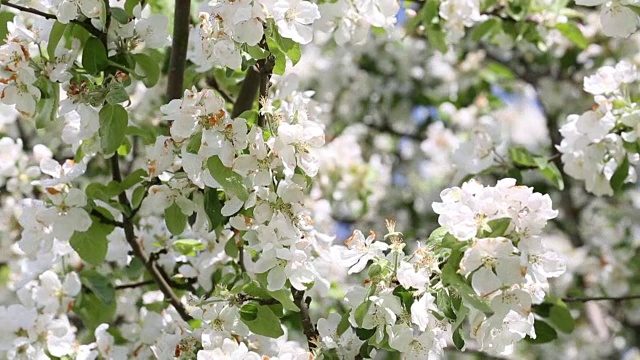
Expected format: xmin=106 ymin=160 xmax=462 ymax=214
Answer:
xmin=436 ymin=289 xmax=456 ymax=320
xmin=82 ymin=37 xmax=108 ymax=74
xmin=0 ymin=12 xmax=15 ymax=45
xmin=110 ymin=7 xmax=130 ymax=24
xmin=124 ymin=257 xmax=145 ymax=280
xmin=442 ymin=247 xmax=493 ymax=315
xmin=70 ymin=219 xmax=113 ymax=266
xmin=525 ymin=319 xmax=558 ymax=344
xmin=224 ymin=237 xmax=239 ymax=257
xmin=131 ymin=185 xmax=147 ymax=209
xmin=337 ymin=310 xmax=352 ymax=336
xmin=240 ymin=304 xmax=285 ymax=338
xmin=124 ymin=0 xmax=140 ymax=15
xmin=426 ymin=25 xmax=448 ymax=53
xmin=449 ymin=298 xmax=468 ymax=349
xmin=133 ymin=53 xmax=160 ymax=87
xmin=610 ymin=156 xmax=629 ymax=192
xmin=245 ymin=45 xmax=269 ymax=60
xmin=425 ymin=0 xmax=439 ymax=24
xmin=354 ymin=300 xmax=371 ymax=327
xmin=105 ymin=86 xmax=130 ymax=104
xmin=509 ymin=147 xmax=537 ymax=167
xmin=173 ymin=239 xmax=205 ymax=256
xmin=549 ymin=303 xmax=574 ymax=333
xmin=479 ymin=217 xmax=512 ymax=238
xmin=206 ymin=156 xmax=249 ymax=201
xmin=452 ymin=322 xmax=465 ymax=350
xmin=427 ymin=227 xmax=448 ymax=246
xmin=79 ymin=269 xmax=115 ymax=303
xmin=271 ymin=48 xmax=286 ymax=76
xmin=164 ymin=202 xmax=188 ymax=236
xmin=269 ymin=289 xmax=300 ymax=312
xmin=534 ymin=157 xmax=565 ymax=190
xmin=73 ymin=292 xmax=117 ymax=331
xmin=471 ymin=18 xmax=501 ymax=41
xmin=33 ymin=77 xmax=61 ymax=128
xmin=121 ymin=169 xmax=147 ymax=190
xmin=555 ymin=23 xmax=588 ymax=49
xmin=99 ymin=104 xmax=128 ymax=155
xmin=47 ymin=21 xmax=67 ymax=59
xmin=240 ymin=302 xmax=258 ymax=321
xmin=204 ymin=187 xmax=224 ymax=231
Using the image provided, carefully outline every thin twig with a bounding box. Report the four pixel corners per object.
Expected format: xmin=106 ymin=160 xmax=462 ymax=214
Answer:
xmin=166 ymin=0 xmax=191 ymax=101
xmin=206 ymin=76 xmax=235 ymax=104
xmin=90 ymin=209 xmax=124 ymax=228
xmin=111 ymin=156 xmax=192 ymax=322
xmin=115 ymin=280 xmax=155 ymax=290
xmin=1 ymin=1 xmax=103 ymax=39
xmin=292 ymin=288 xmax=318 ymax=350
xmin=257 ymin=49 xmax=275 ymax=127
xmin=563 ymin=294 xmax=640 ymax=303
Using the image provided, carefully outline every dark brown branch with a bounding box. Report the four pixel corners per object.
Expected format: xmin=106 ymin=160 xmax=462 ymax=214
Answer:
xmin=563 ymin=295 xmax=640 ymax=303
xmin=231 ymin=66 xmax=261 ymax=118
xmin=206 ymin=76 xmax=235 ymax=104
xmin=90 ymin=209 xmax=124 ymax=227
xmin=1 ymin=1 xmax=103 ymax=39
xmin=115 ymin=280 xmax=155 ymax=290
xmin=257 ymin=54 xmax=275 ymax=127
xmin=292 ymin=288 xmax=318 ymax=350
xmin=166 ymin=0 xmax=191 ymax=101
xmin=110 ymin=156 xmax=192 ymax=322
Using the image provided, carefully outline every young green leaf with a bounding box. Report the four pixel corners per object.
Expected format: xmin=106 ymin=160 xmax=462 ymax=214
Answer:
xmin=82 ymin=37 xmax=109 ymax=74
xmin=70 ymin=219 xmax=114 ymax=266
xmin=207 ymin=156 xmax=250 ymax=201
xmin=240 ymin=304 xmax=285 ymax=338
xmin=99 ymin=104 xmax=129 ymax=155
xmin=164 ymin=202 xmax=188 ymax=236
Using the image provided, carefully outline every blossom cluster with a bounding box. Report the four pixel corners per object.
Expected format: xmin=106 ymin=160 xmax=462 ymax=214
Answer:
xmin=320 ymin=179 xmax=565 ymax=358
xmin=558 ymin=60 xmax=640 ymax=196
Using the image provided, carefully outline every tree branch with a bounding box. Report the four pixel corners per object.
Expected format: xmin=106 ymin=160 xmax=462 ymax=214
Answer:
xmin=1 ymin=1 xmax=103 ymax=39
xmin=257 ymin=54 xmax=275 ymax=127
xmin=563 ymin=294 xmax=640 ymax=303
xmin=115 ymin=280 xmax=155 ymax=290
xmin=166 ymin=0 xmax=191 ymax=101
xmin=231 ymin=66 xmax=261 ymax=118
xmin=90 ymin=209 xmax=124 ymax=228
xmin=292 ymin=288 xmax=318 ymax=350
xmin=110 ymin=156 xmax=192 ymax=322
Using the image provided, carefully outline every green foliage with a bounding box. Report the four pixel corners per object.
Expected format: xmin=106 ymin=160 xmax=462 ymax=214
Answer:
xmin=73 ymin=292 xmax=117 ymax=331
xmin=442 ymin=243 xmax=494 ymax=315
xmin=133 ymin=53 xmax=161 ymax=87
xmin=70 ymin=219 xmax=113 ymax=266
xmin=610 ymin=156 xmax=630 ymax=192
xmin=207 ymin=156 xmax=250 ymax=202
xmin=99 ymin=104 xmax=129 ymax=155
xmin=556 ymin=23 xmax=588 ymax=49
xmin=203 ymin=187 xmax=224 ymax=231
xmin=47 ymin=21 xmax=67 ymax=59
xmin=164 ymin=202 xmax=188 ymax=236
xmin=478 ymin=217 xmax=512 ymax=238
xmin=82 ymin=37 xmax=109 ymax=75
xmin=509 ymin=147 xmax=564 ymax=190
xmin=240 ymin=303 xmax=285 ymax=338
xmin=525 ymin=319 xmax=558 ymax=344
xmin=79 ymin=269 xmax=115 ymax=303
xmin=173 ymin=239 xmax=205 ymax=256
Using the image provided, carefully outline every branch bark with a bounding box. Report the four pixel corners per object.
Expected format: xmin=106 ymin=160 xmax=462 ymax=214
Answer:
xmin=111 ymin=156 xmax=192 ymax=322
xmin=166 ymin=0 xmax=191 ymax=101
xmin=292 ymin=288 xmax=318 ymax=350
xmin=563 ymin=294 xmax=640 ymax=303
xmin=1 ymin=1 xmax=103 ymax=39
